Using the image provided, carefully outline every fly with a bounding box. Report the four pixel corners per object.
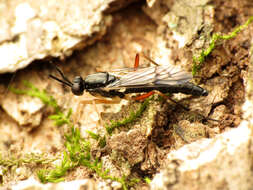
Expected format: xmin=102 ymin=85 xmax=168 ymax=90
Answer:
xmin=49 ymin=54 xmax=208 ymax=100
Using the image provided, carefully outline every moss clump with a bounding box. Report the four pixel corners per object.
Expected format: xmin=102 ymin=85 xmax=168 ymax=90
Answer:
xmin=192 ymin=16 xmax=253 ymax=75
xmin=11 ymin=81 xmax=147 ymax=189
xmin=105 ymin=97 xmax=150 ymax=135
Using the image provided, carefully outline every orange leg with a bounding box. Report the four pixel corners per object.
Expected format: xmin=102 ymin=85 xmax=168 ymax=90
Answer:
xmin=133 ymin=91 xmax=155 ymax=101
xmin=133 ymin=53 xmax=159 ymax=69
xmin=134 ymin=53 xmax=140 ymax=69
xmin=131 ymin=54 xmax=164 ymax=101
xmin=133 ymin=90 xmax=171 ymax=102
xmin=134 ymin=90 xmax=188 ymax=111
xmin=132 ymin=53 xmax=160 ymax=101
xmin=131 ymin=55 xmax=218 ymax=122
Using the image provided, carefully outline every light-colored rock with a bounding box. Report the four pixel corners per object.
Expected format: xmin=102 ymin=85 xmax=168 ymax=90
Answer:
xmin=0 ymin=73 xmax=46 ymax=129
xmin=1 ymin=91 xmax=44 ymax=127
xmin=150 ymin=123 xmax=253 ymax=190
xmin=0 ymin=0 xmax=116 ymax=73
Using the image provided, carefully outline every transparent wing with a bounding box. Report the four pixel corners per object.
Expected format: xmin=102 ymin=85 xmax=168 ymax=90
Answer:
xmin=106 ymin=65 xmax=193 ymax=89
xmin=107 ymin=67 xmax=146 ymax=77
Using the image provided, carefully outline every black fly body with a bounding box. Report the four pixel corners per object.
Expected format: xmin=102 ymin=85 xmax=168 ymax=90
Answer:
xmin=49 ymin=55 xmax=216 ymax=124
xmin=104 ymin=65 xmax=208 ymax=97
xmin=49 ymin=56 xmax=208 ymax=100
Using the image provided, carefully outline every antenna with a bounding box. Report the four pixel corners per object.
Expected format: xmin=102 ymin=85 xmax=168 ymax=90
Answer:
xmin=49 ymin=63 xmax=73 ymax=88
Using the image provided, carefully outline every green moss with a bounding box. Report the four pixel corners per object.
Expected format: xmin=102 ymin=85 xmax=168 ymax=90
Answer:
xmin=37 ymin=152 xmax=74 ymax=183
xmin=11 ymin=80 xmax=72 ymax=126
xmin=37 ymin=116 xmax=130 ymax=187
xmin=105 ymin=97 xmax=150 ymax=135
xmin=86 ymin=130 xmax=106 ymax=148
xmin=10 ymin=80 xmax=59 ymax=112
xmin=49 ymin=108 xmax=72 ymax=126
xmin=144 ymin=177 xmax=151 ymax=184
xmin=0 ymin=152 xmax=56 ymax=168
xmin=192 ymin=16 xmax=253 ymax=75
xmin=10 ymin=81 xmax=143 ymax=189
xmin=0 ymin=152 xmax=56 ymax=184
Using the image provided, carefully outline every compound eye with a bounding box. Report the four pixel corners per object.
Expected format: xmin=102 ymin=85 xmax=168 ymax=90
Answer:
xmin=202 ymin=89 xmax=208 ymax=96
xmin=71 ymin=76 xmax=84 ymax=96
